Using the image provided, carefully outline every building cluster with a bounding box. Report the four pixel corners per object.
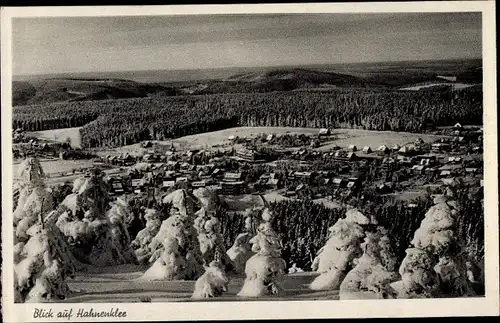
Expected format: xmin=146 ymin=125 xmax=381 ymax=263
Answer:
xmin=95 ymin=126 xmax=482 ymax=205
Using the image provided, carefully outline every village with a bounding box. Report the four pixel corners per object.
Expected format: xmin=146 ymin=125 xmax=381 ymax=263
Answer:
xmin=13 ymin=123 xmax=483 ymax=213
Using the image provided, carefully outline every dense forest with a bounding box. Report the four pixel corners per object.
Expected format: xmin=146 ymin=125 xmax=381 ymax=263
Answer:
xmin=13 ymin=86 xmax=482 ymax=148
xmin=216 ymin=184 xmax=484 ymax=270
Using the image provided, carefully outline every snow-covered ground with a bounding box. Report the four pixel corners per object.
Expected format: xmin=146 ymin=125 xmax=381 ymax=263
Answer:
xmin=398 ymin=82 xmax=477 ymax=91
xmin=62 ymin=266 xmax=336 ymax=303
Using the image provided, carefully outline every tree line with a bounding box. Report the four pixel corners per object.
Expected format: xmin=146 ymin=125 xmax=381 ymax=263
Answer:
xmin=12 ymin=87 xmax=482 ymax=148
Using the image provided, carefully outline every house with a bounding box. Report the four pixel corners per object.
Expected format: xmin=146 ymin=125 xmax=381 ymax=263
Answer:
xmin=221 ymin=181 xmax=244 ymax=195
xmin=347 ymin=175 xmax=361 ymax=189
xmin=440 ymin=170 xmax=452 ymax=177
xmin=377 ymin=145 xmax=389 ymax=153
xmin=339 ymin=165 xmax=350 ymax=174
xmin=398 ymin=146 xmax=409 ymax=154
xmin=176 ymin=177 xmax=188 ymax=183
xmin=346 ymin=181 xmax=357 ymax=189
xmin=294 ymin=171 xmax=312 ymax=179
xmin=185 ymin=151 xmax=194 ymax=161
xmin=382 ymin=157 xmax=396 ymax=165
xmin=397 ymin=155 xmax=413 ymax=164
xmin=267 ymin=178 xmax=281 ymax=188
xmin=228 ymin=135 xmax=236 ymax=141
xmin=448 ymin=156 xmax=462 ymax=164
xmin=141 ymin=141 xmax=153 ymax=148
xmin=472 ymin=146 xmax=483 ymax=153
xmin=162 ymin=180 xmax=176 ymax=189
xmin=295 ymin=184 xmax=305 ymax=192
xmin=191 ymin=181 xmax=207 ymax=188
xmin=319 ymin=128 xmax=331 ymax=136
xmin=259 ymin=174 xmax=271 ymax=182
xmin=59 ymin=150 xmax=68 ymax=160
xmin=166 ymin=160 xmax=180 ymax=169
xmin=425 ymin=166 xmax=439 ymax=175
xmin=28 ymin=138 xmax=38 ymax=145
xmin=407 ymin=203 xmax=418 ymax=208
xmin=406 ymin=144 xmax=417 ymax=152
xmin=212 ymin=168 xmax=222 ymax=177
xmin=285 ymin=190 xmax=297 ymax=197
xmin=392 ymin=144 xmax=401 ymax=151
xmin=346 ymin=152 xmax=357 ymax=161
xmin=334 ymin=151 xmax=357 ymax=161
xmin=332 ymin=178 xmax=346 ymax=188
xmin=465 ymin=168 xmax=479 ymax=175
xmin=416 ymin=155 xmax=437 ymax=166
xmin=310 ymin=139 xmax=320 ymax=148
xmin=236 ymin=148 xmax=262 ymax=162
xmin=441 ymin=178 xmax=458 ymax=186
xmin=347 ymin=145 xmax=357 ymax=152
xmin=432 ymin=143 xmax=451 ymax=152
xmin=377 ymin=182 xmax=393 ymax=193
xmin=415 ymin=138 xmax=425 ymax=145
xmin=362 ymin=146 xmax=372 ymax=154
xmin=412 ymin=165 xmax=426 ymax=175
xmin=119 ymin=153 xmax=136 ymax=166
xmin=266 ymin=134 xmax=274 ymax=141
xmin=163 ymin=171 xmax=176 ymax=180
xmin=453 ymin=123 xmax=463 ymax=129
xmin=224 ymin=172 xmax=243 ymax=182
xmin=111 ymin=182 xmax=124 ymax=195
xmin=131 ymin=179 xmax=142 ymax=188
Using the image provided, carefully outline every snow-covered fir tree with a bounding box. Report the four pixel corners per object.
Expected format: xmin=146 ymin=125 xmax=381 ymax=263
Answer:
xmin=14 ymin=158 xmax=54 ymax=243
xmin=192 ymin=251 xmax=230 ymax=299
xmin=141 ymin=236 xmax=187 ymax=281
xmin=142 ymin=189 xmax=204 ymax=280
xmin=194 ymin=207 xmax=234 ymax=271
xmin=54 ymin=169 xmax=137 ymax=266
xmin=227 ymin=208 xmax=259 ymax=274
xmin=131 ymin=208 xmax=163 ymax=264
xmin=13 ymin=157 xmax=78 ymax=303
xmin=309 ymin=209 xmax=371 ymax=291
xmin=339 ymin=227 xmax=399 ymax=299
xmin=237 ymin=208 xmax=286 ymax=297
xmin=391 ymin=186 xmax=475 ymax=298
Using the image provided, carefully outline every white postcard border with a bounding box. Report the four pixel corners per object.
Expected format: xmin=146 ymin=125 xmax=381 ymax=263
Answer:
xmin=1 ymin=2 xmax=498 ymax=322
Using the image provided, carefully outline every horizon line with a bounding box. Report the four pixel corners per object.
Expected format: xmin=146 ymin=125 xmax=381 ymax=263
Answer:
xmin=13 ymin=57 xmax=482 ymax=78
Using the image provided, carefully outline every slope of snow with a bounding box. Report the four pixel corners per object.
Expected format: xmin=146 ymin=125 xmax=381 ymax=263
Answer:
xmin=63 ymin=269 xmax=332 ymax=303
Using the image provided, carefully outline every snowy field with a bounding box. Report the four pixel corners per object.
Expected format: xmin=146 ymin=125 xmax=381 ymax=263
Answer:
xmin=398 ymin=82 xmax=477 ymax=91
xmin=12 ymin=159 xmax=95 ymax=179
xmin=317 ymin=129 xmax=447 ymax=151
xmin=94 ymin=126 xmax=449 ymax=158
xmin=62 ymin=266 xmax=336 ymax=303
xmin=26 ymin=127 xmax=82 ymax=149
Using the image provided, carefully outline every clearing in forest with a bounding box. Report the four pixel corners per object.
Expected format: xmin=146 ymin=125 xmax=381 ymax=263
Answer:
xmin=26 ymin=126 xmax=82 ymax=148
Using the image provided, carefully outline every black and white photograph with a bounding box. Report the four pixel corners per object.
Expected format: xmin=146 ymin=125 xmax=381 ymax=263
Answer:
xmin=1 ymin=2 xmax=498 ymax=321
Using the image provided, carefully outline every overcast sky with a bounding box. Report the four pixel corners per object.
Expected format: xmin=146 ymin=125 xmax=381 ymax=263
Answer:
xmin=12 ymin=12 xmax=482 ymax=75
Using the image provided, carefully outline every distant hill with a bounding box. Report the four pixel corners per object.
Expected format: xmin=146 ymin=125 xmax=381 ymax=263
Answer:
xmin=13 ymin=59 xmax=482 ymax=105
xmin=456 ymin=67 xmax=482 ymax=83
xmin=177 ymin=68 xmax=377 ymax=95
xmin=12 ymin=78 xmax=177 ymax=106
